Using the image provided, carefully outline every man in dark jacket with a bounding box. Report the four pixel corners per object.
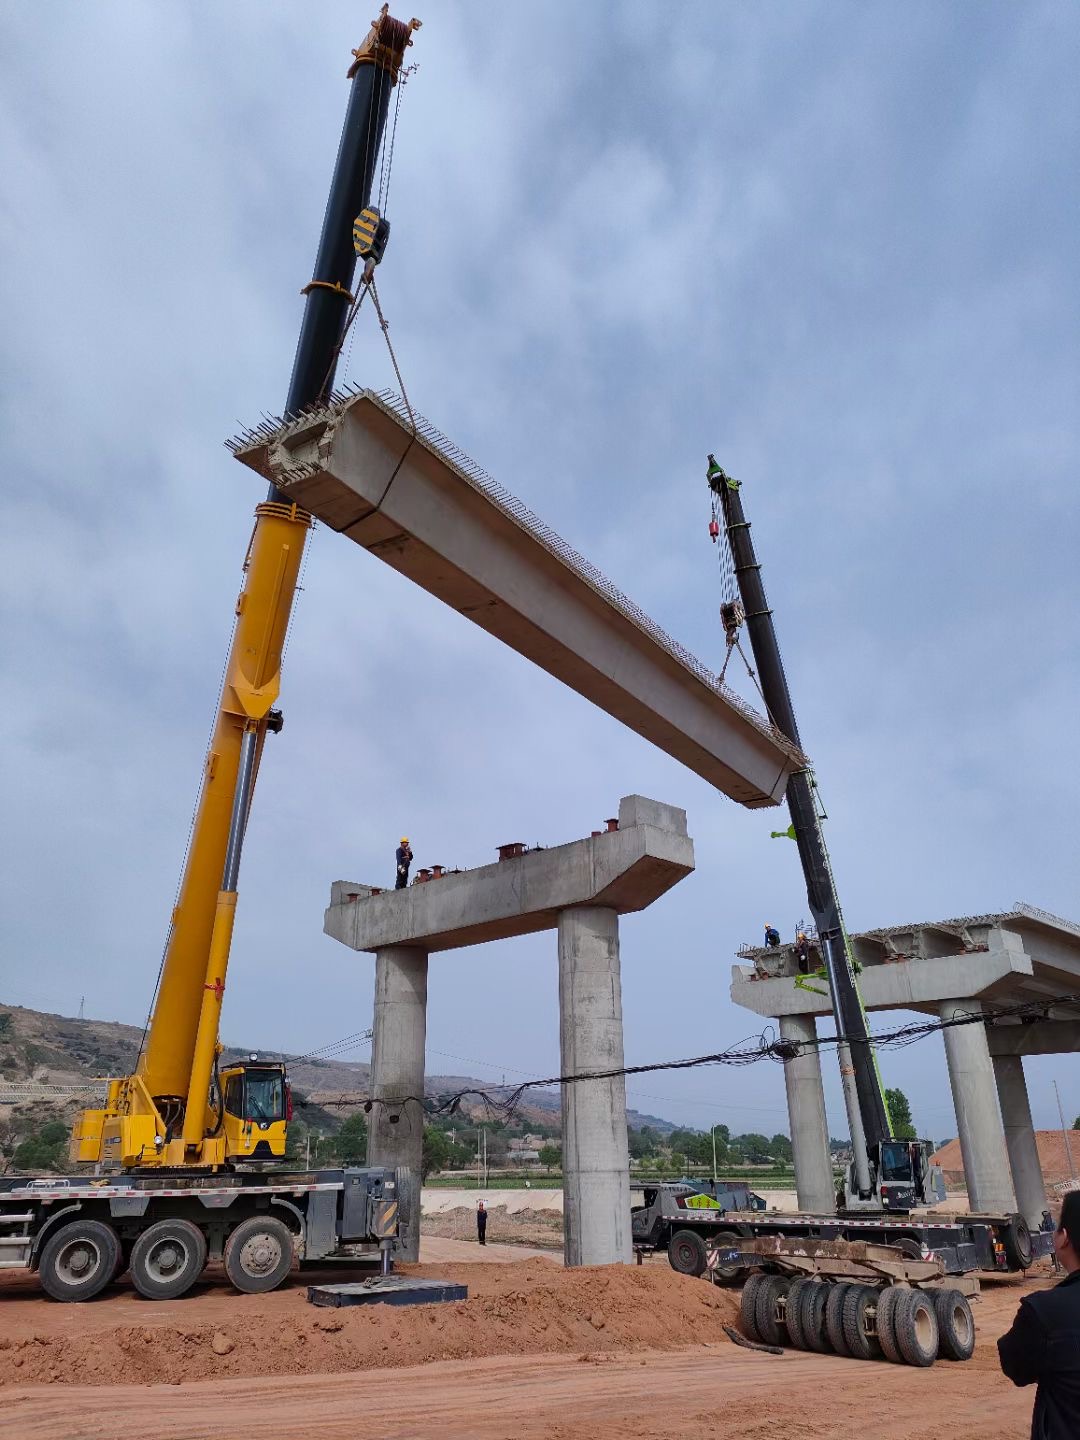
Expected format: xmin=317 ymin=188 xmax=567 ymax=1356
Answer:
xmin=998 ymin=1190 xmax=1080 ymax=1439
xmin=395 ymin=836 xmax=413 ymax=890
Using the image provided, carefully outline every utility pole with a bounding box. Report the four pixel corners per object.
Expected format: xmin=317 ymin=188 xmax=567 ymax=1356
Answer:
xmin=305 ymin=1131 xmax=311 ymax=1170
xmin=1054 ymin=1080 xmax=1077 ymax=1180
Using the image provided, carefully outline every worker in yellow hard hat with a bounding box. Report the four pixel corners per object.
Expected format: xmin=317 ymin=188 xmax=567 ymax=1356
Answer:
xmin=764 ymin=923 xmax=781 ymax=949
xmin=395 ymin=836 xmax=413 ymax=890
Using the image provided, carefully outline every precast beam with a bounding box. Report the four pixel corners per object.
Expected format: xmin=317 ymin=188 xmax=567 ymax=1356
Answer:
xmin=327 ymin=795 xmax=694 ymax=954
xmin=231 ymin=391 xmax=803 ymax=809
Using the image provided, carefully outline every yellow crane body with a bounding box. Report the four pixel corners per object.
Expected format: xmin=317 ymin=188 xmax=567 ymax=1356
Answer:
xmin=75 ymin=501 xmax=310 ymax=1168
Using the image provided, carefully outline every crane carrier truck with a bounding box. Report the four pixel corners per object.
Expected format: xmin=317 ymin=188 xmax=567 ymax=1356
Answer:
xmin=0 ymin=8 xmax=421 ymax=1304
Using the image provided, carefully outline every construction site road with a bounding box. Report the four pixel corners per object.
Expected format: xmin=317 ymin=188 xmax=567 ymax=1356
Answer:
xmin=1 ymin=1256 xmax=1050 ymax=1440
xmin=4 ymin=1325 xmax=1034 ymax=1440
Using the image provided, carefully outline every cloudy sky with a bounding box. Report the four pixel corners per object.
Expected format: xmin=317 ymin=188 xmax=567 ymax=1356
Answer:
xmin=2 ymin=1 xmax=1077 ymax=1142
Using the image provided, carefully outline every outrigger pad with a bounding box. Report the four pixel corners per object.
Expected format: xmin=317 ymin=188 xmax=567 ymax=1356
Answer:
xmin=307 ymin=1276 xmax=467 ymax=1308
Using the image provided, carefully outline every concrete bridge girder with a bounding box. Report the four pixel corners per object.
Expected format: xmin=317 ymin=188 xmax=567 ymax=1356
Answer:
xmin=232 ymin=389 xmax=803 ymax=809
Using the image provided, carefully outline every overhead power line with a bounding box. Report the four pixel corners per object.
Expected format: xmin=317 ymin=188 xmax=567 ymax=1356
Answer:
xmin=312 ymin=993 xmax=1080 ymax=1122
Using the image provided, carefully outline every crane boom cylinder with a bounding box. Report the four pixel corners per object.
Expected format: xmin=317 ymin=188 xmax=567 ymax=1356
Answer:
xmin=708 ymin=459 xmax=892 ymax=1162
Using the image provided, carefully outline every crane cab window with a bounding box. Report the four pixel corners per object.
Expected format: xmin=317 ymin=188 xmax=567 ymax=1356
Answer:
xmin=880 ymin=1141 xmax=915 ymax=1183
xmin=224 ymin=1069 xmax=285 ymax=1123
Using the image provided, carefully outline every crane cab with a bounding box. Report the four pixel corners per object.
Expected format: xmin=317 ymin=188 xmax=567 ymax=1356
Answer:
xmin=215 ymin=1059 xmax=291 ymax=1163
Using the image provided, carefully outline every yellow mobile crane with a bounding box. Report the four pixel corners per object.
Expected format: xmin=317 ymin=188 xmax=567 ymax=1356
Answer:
xmin=73 ymin=8 xmax=419 ymax=1173
xmin=0 ymin=12 xmax=419 ymax=1304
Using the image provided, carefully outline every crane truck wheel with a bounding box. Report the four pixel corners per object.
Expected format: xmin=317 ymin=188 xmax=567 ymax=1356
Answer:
xmin=933 ymin=1288 xmax=975 ymax=1361
xmin=1001 ymin=1214 xmax=1033 ymax=1270
xmin=709 ymin=1230 xmax=743 ymax=1285
xmin=797 ymin=1278 xmax=831 ymax=1353
xmin=783 ymin=1278 xmax=815 ymax=1349
xmin=38 ymin=1219 xmax=121 ymax=1303
xmin=738 ymin=1272 xmax=769 ymax=1342
xmin=753 ymin=1274 xmax=791 ymax=1347
xmin=824 ymin=1281 xmax=856 ymax=1356
xmin=892 ymin=1288 xmax=939 ymax=1367
xmin=841 ymin=1284 xmax=883 ymax=1361
xmin=874 ymin=1285 xmax=905 ymax=1364
xmin=667 ymin=1228 xmax=708 ymax=1277
xmin=129 ymin=1219 xmax=208 ymax=1301
xmin=223 ymin=1216 xmax=295 ymax=1294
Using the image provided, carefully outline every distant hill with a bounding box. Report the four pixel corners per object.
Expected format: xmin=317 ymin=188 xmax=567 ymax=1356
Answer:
xmin=0 ymin=1003 xmax=675 ymax=1136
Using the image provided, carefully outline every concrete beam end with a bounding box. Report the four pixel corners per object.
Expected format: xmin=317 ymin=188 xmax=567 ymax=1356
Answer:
xmin=617 ymin=795 xmax=687 ymax=837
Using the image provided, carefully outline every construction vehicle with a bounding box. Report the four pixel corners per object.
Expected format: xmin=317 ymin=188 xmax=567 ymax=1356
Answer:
xmin=1 ymin=9 xmax=420 ymax=1303
xmin=631 ymin=1180 xmax=764 ymax=1274
xmin=694 ymin=459 xmax=1052 ymax=1359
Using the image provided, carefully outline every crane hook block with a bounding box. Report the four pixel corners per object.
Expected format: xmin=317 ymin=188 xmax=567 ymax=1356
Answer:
xmin=354 ymin=206 xmax=391 ymax=263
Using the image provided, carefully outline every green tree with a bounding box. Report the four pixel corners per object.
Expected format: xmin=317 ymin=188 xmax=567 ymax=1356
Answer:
xmin=329 ymin=1113 xmax=368 ymax=1163
xmin=885 ymin=1088 xmax=917 ymax=1140
xmin=734 ymin=1133 xmax=772 ymax=1163
xmin=421 ymin=1126 xmax=450 ymax=1181
xmin=1072 ymin=1116 xmax=1079 ymax=1130
xmin=539 ymin=1142 xmax=561 ymax=1171
xmin=769 ymin=1134 xmax=793 ymax=1163
xmin=13 ymin=1119 xmax=69 ymax=1173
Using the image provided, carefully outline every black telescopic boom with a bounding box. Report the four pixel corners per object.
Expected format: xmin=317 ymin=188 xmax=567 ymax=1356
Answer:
xmin=267 ymin=31 xmax=400 ymax=503
xmin=709 ymin=458 xmax=891 ymax=1149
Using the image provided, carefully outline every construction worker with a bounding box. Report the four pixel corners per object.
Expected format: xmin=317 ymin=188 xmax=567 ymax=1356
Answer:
xmin=998 ymin=1189 xmax=1080 ymax=1437
xmin=395 ymin=836 xmax=413 ymax=890
xmin=476 ymin=1198 xmax=487 ymax=1246
xmin=794 ymin=930 xmax=811 ymax=971
xmin=764 ymin=924 xmax=781 ymax=949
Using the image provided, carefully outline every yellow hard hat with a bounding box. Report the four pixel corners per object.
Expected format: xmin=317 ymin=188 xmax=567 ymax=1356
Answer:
xmin=401 ymin=835 xmax=409 ymax=843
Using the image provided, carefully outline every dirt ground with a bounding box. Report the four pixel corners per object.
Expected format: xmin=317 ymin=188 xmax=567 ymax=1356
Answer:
xmin=0 ymin=1250 xmax=1057 ymax=1440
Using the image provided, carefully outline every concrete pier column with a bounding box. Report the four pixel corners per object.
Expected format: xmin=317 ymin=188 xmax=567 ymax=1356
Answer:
xmin=366 ymin=945 xmax=428 ymax=1262
xmin=939 ymin=1000 xmax=1016 ymax=1215
xmin=778 ymin=1014 xmax=835 ymax=1213
xmin=993 ymin=1053 xmax=1048 ymax=1229
xmin=558 ymin=905 xmax=632 ymax=1266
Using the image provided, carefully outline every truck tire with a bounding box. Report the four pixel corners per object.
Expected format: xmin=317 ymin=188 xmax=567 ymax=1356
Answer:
xmin=798 ymin=1278 xmax=832 ymax=1353
xmin=739 ymin=1272 xmax=768 ymax=1342
xmin=223 ymin=1216 xmax=295 ymax=1295
xmin=1001 ymin=1214 xmax=1033 ymax=1270
xmin=710 ymin=1230 xmax=743 ymax=1285
xmin=753 ymin=1274 xmax=790 ymax=1347
xmin=893 ymin=1288 xmax=939 ymax=1367
xmin=783 ymin=1278 xmax=815 ymax=1350
xmin=874 ymin=1284 xmax=905 ymax=1364
xmin=841 ymin=1284 xmax=882 ymax=1361
xmin=129 ymin=1219 xmax=208 ymax=1301
xmin=38 ymin=1219 xmax=121 ymax=1303
xmin=825 ymin=1282 xmax=855 ymax=1356
xmin=668 ymin=1228 xmax=708 ymax=1277
xmin=933 ymin=1288 xmax=975 ymax=1361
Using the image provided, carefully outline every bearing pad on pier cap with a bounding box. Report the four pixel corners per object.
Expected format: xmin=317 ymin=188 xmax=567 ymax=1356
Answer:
xmin=229 ymin=388 xmax=803 ymax=809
